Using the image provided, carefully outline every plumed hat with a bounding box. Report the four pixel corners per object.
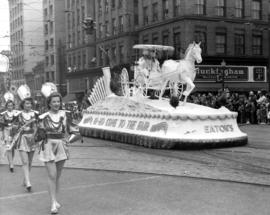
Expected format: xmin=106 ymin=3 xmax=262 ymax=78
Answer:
xmin=4 ymin=91 xmax=15 ymax=103
xmin=41 ymin=82 xmax=58 ymax=98
xmin=17 ymin=84 xmax=31 ymax=101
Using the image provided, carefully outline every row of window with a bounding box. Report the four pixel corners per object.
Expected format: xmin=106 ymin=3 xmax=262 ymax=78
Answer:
xmin=9 ymin=2 xmax=22 ymax=20
xmin=66 ymin=5 xmax=86 ymax=30
xmin=98 ymin=44 xmax=124 ymax=66
xmin=45 ymin=54 xmax=55 ymax=67
xmin=10 ymin=29 xmax=23 ymax=44
xmin=43 ymin=5 xmax=54 ymax=18
xmin=67 ymin=30 xmax=87 ymax=49
xmin=45 ymin=71 xmax=55 ymax=82
xmin=44 ymin=21 xmax=54 ymax=35
xmin=141 ymin=30 xmax=263 ymax=56
xmin=11 ymin=69 xmax=24 ymax=80
xmin=67 ymin=50 xmax=88 ymax=71
xmin=99 ymin=0 xmax=124 ymax=15
xmin=10 ymin=15 xmax=23 ymax=31
xmin=44 ymin=38 xmax=54 ymax=51
xmin=11 ymin=43 xmax=23 ymax=55
xmin=11 ymin=55 xmax=24 ymax=67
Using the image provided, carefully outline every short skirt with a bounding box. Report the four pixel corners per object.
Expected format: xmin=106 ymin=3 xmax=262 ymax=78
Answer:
xmin=16 ymin=133 xmax=37 ymax=152
xmin=39 ymin=138 xmax=69 ymax=163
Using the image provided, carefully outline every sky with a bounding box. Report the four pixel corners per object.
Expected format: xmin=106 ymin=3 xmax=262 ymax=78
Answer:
xmin=0 ymin=0 xmax=10 ymax=52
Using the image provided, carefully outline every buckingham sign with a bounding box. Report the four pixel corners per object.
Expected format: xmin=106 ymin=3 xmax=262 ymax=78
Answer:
xmin=195 ymin=66 xmax=249 ymax=82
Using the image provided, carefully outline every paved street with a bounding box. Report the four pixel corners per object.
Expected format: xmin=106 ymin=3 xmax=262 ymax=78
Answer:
xmin=0 ymin=125 xmax=270 ymax=214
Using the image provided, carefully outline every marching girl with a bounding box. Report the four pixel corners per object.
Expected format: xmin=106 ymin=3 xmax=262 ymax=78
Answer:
xmin=16 ymin=85 xmax=38 ymax=192
xmin=39 ymin=83 xmax=70 ymax=214
xmin=0 ymin=92 xmax=20 ymax=172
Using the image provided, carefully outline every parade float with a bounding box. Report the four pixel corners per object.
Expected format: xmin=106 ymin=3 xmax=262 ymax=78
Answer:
xmin=79 ymin=43 xmax=248 ymax=149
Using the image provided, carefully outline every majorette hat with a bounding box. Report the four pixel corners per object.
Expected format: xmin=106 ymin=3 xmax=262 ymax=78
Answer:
xmin=3 ymin=91 xmax=15 ymax=103
xmin=17 ymin=84 xmax=31 ymax=101
xmin=41 ymin=82 xmax=58 ymax=98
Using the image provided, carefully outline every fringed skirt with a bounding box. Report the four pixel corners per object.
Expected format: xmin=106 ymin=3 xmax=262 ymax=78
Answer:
xmin=16 ymin=132 xmax=37 ymax=152
xmin=39 ymin=138 xmax=69 ymax=163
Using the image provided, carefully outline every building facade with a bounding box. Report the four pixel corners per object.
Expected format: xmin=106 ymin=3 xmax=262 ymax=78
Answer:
xmin=65 ymin=0 xmax=96 ymax=100
xmin=8 ymin=0 xmax=44 ymax=87
xmin=43 ymin=0 xmax=66 ymax=95
xmin=95 ymin=0 xmax=270 ymax=92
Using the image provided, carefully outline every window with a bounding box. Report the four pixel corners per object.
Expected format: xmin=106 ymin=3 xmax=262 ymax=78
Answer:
xmin=173 ymin=32 xmax=181 ymax=57
xmin=112 ymin=47 xmax=116 ymax=61
xmin=196 ymin=0 xmax=206 ymax=15
xmin=252 ymin=35 xmax=262 ymax=55
xmin=44 ymin=24 xmax=48 ymax=34
xmin=77 ymin=30 xmax=81 ymax=44
xmin=105 ymin=0 xmax=109 ymax=13
xmin=162 ymin=31 xmax=169 ymax=45
xmin=134 ymin=13 xmax=139 ymax=26
xmin=50 ymin=21 xmax=53 ymax=34
xmin=216 ymin=0 xmax=225 ymax=17
xmin=46 ymin=56 xmax=49 ymax=66
xmin=67 ymin=13 xmax=71 ymax=29
xmin=152 ymin=3 xmax=158 ymax=22
xmin=163 ymin=0 xmax=169 ymax=19
xmin=143 ymin=6 xmax=149 ymax=25
xmin=152 ymin=33 xmax=159 ymax=44
xmin=50 ymin=55 xmax=55 ymax=65
xmin=104 ymin=21 xmax=108 ymax=36
xmin=98 ymin=1 xmax=102 ymax=16
xmin=77 ymin=8 xmax=80 ymax=25
xmin=174 ymin=0 xmax=181 ymax=16
xmin=51 ymin=71 xmax=55 ymax=81
xmin=67 ymin=0 xmax=70 ymax=9
xmin=119 ymin=45 xmax=124 ymax=63
xmin=112 ymin=0 xmax=115 ymax=9
xmin=99 ymin=50 xmax=103 ymax=66
xmin=78 ymin=53 xmax=81 ymax=69
xmin=216 ymin=33 xmax=226 ymax=54
xmin=99 ymin=23 xmax=103 ymax=37
xmin=44 ymin=8 xmax=48 ymax=17
xmin=119 ymin=16 xmax=123 ymax=33
xmin=50 ymin=38 xmax=54 ymax=48
xmin=49 ymin=5 xmax=53 ymax=16
xmin=112 ymin=18 xmax=116 ymax=35
xmin=81 ymin=6 xmax=85 ymax=21
xmin=46 ymin=72 xmax=50 ymax=81
xmin=82 ymin=51 xmax=86 ymax=69
xmin=235 ymin=33 xmax=245 ymax=55
xmin=143 ymin=35 xmax=149 ymax=44
xmin=194 ymin=29 xmax=207 ymax=54
xmin=235 ymin=0 xmax=244 ymax=18
xmin=45 ymin=40 xmax=49 ymax=51
xmin=252 ymin=0 xmax=261 ymax=20
xmin=119 ymin=0 xmax=123 ymax=8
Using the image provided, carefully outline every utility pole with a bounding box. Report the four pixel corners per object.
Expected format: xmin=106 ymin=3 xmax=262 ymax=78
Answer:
xmin=221 ymin=59 xmax=226 ymax=92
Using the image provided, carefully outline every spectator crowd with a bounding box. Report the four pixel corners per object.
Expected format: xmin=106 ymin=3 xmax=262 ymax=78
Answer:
xmin=188 ymin=89 xmax=270 ymax=125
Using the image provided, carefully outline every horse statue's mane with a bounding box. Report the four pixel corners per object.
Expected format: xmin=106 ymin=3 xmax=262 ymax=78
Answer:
xmin=184 ymin=43 xmax=194 ymax=58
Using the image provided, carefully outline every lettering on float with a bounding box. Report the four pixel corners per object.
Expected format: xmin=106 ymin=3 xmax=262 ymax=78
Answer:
xmin=204 ymin=124 xmax=234 ymax=133
xmin=82 ymin=116 xmax=151 ymax=131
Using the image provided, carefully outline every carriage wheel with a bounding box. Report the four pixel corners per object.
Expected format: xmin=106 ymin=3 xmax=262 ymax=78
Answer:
xmin=120 ymin=68 xmax=130 ymax=97
xmin=134 ymin=73 xmax=147 ymax=97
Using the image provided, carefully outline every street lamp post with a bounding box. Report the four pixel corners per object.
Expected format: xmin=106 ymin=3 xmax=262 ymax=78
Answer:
xmin=221 ymin=59 xmax=226 ymax=92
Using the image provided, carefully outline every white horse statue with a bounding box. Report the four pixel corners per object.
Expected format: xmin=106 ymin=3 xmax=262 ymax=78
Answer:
xmin=159 ymin=41 xmax=202 ymax=103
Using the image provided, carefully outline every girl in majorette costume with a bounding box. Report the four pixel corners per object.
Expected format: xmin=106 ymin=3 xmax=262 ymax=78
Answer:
xmin=16 ymin=85 xmax=38 ymax=192
xmin=0 ymin=92 xmax=20 ymax=172
xmin=39 ymin=83 xmax=70 ymax=214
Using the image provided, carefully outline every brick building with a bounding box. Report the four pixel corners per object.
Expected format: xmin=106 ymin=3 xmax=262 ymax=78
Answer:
xmin=43 ymin=0 xmax=66 ymax=95
xmin=65 ymin=0 xmax=96 ymax=100
xmin=95 ymin=0 xmax=270 ymax=92
xmin=8 ymin=0 xmax=44 ymax=87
